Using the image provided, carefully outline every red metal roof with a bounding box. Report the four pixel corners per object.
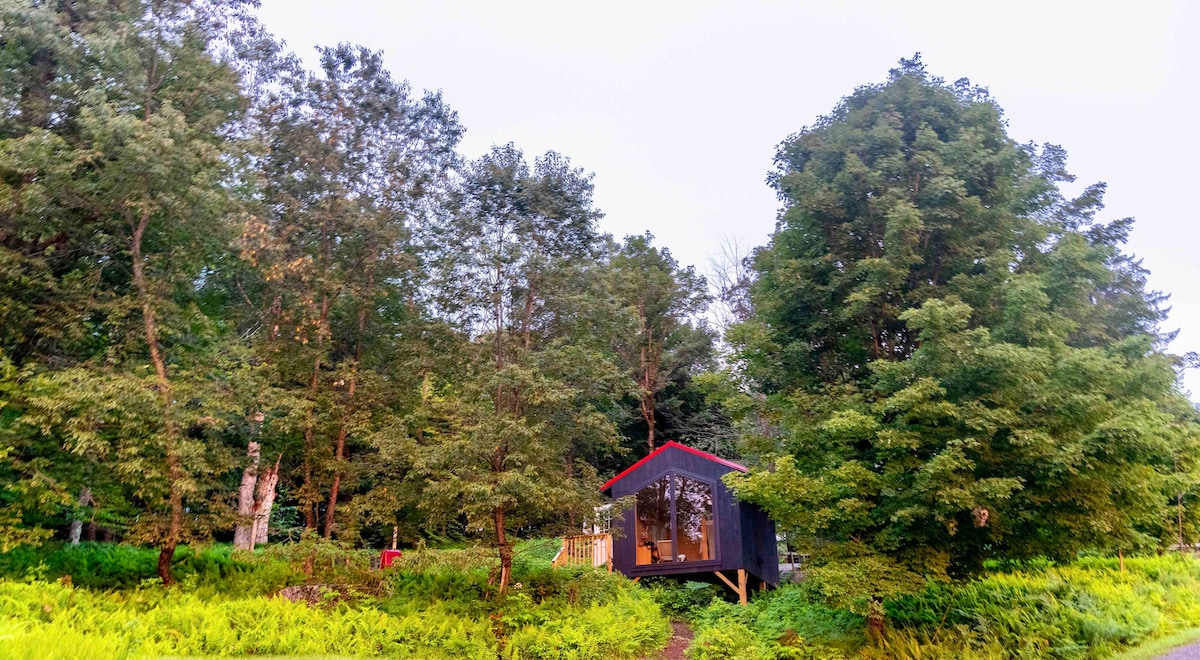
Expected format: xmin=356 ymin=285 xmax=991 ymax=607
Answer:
xmin=600 ymin=440 xmax=747 ymax=492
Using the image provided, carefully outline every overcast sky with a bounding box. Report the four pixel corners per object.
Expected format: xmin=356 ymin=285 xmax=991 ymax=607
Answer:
xmin=256 ymin=0 xmax=1200 ymax=399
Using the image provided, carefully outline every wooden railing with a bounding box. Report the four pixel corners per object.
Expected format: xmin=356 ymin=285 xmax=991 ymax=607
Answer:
xmin=552 ymin=533 xmax=612 ymax=571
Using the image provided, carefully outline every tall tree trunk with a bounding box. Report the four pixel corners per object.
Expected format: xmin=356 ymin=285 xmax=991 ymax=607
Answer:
xmin=494 ymin=506 xmax=512 ymax=594
xmin=233 ymin=441 xmax=261 ymax=550
xmin=522 ymin=280 xmax=536 ymax=350
xmin=68 ymin=487 xmax=93 ymax=546
xmin=323 ymin=404 xmax=350 ymax=539
xmin=131 ymin=209 xmax=183 ymax=586
xmin=640 ymin=350 xmax=657 ymax=451
xmin=301 ymin=293 xmax=329 ymax=530
xmin=639 ymin=327 xmax=660 ymax=452
xmin=565 ymin=450 xmax=577 ymax=529
xmin=1175 ymin=454 xmax=1186 ymax=549
xmin=253 ymin=455 xmax=281 ymax=546
xmin=324 ymin=283 xmax=370 ymax=539
xmin=641 ymin=395 xmax=656 ymax=451
xmin=1179 ymin=492 xmax=1186 ymax=549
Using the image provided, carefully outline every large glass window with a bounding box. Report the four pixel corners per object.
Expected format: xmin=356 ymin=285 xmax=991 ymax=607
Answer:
xmin=674 ymin=475 xmax=715 ymax=562
xmin=635 ymin=476 xmax=672 ymax=565
xmin=634 ymin=472 xmax=717 ymax=565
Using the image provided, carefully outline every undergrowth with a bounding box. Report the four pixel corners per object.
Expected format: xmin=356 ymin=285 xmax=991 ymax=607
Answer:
xmin=0 ymin=540 xmax=671 ymax=659
xmin=686 ymin=554 xmax=1200 ymax=660
xmin=0 ymin=542 xmax=297 ymax=592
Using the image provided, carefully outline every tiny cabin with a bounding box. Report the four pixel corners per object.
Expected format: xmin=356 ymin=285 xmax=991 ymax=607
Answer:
xmin=602 ymin=441 xmax=778 ymax=602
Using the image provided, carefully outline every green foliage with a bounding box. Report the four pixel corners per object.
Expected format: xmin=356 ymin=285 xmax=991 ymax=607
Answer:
xmin=3 ymin=3 xmax=1199 ymax=655
xmin=412 ymin=144 xmax=627 ymax=591
xmin=503 ymin=593 xmax=671 ymax=660
xmin=688 ymin=601 xmax=851 ymax=660
xmin=607 ymin=232 xmax=716 ymax=452
xmin=0 ymin=555 xmax=670 ymax=659
xmin=0 ymin=542 xmax=299 ymax=593
xmin=881 ymin=555 xmax=1200 ymax=658
xmin=686 ymin=554 xmax=1200 ymax=660
xmin=687 ymin=581 xmax=863 ymax=658
xmin=728 ymin=54 xmax=1200 ymax=618
xmin=383 ymin=546 xmax=638 ymax=613
xmin=389 ymin=543 xmax=497 ymax=574
xmin=257 ymin=533 xmax=381 ymax=592
xmin=644 ymin=579 xmax=726 ymax=619
xmin=0 ymin=579 xmax=499 ymax=659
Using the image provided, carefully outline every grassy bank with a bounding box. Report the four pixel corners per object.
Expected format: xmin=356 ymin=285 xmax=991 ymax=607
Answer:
xmin=685 ymin=554 xmax=1200 ymax=660
xmin=0 ymin=541 xmax=670 ymax=659
xmin=7 ymin=542 xmax=1200 ymax=659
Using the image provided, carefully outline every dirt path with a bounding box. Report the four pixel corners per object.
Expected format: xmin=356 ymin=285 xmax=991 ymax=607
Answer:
xmin=658 ymin=620 xmax=694 ymax=660
xmin=1157 ymin=642 xmax=1200 ymax=659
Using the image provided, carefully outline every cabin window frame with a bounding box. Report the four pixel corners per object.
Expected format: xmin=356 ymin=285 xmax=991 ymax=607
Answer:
xmin=631 ymin=467 xmax=721 ymax=571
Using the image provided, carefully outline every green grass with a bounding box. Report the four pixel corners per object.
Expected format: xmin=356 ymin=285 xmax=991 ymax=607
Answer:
xmin=1111 ymin=627 xmax=1200 ymax=660
xmin=685 ymin=554 xmax=1200 ymax=660
xmin=0 ymin=541 xmax=672 ymax=659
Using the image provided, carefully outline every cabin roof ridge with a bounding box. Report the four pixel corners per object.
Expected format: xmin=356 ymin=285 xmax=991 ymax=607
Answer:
xmin=600 ymin=440 xmax=747 ymax=492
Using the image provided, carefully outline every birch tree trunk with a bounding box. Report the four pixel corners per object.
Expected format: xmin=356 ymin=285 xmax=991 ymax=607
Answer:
xmin=68 ymin=487 xmax=94 ymax=546
xmin=252 ymin=455 xmax=281 ymax=546
xmin=233 ymin=442 xmax=261 ymax=550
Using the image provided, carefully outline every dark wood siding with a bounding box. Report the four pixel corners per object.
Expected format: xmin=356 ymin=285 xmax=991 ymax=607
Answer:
xmin=607 ymin=444 xmax=777 ymax=585
xmin=740 ymin=502 xmax=780 ymax=586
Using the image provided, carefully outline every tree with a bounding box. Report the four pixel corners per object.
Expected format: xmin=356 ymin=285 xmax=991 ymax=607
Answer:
xmin=609 ymin=233 xmax=713 ymax=451
xmin=0 ymin=0 xmax=289 ymax=583
xmin=239 ymin=44 xmax=462 ymax=538
xmin=708 ymin=236 xmax=756 ymax=334
xmin=414 ymin=145 xmax=618 ymax=592
xmin=727 ymin=55 xmax=1193 ymax=628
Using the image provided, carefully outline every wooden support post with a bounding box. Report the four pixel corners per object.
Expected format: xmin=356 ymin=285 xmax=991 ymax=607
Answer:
xmin=713 ymin=570 xmax=737 ymax=592
xmin=713 ymin=570 xmax=749 ymax=605
xmin=631 ymin=576 xmax=641 ymax=584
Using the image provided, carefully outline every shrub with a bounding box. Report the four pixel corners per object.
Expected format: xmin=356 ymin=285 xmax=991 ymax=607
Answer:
xmin=0 ymin=579 xmax=498 ymax=658
xmin=0 ymin=543 xmax=674 ymax=658
xmin=688 ymin=554 xmax=1200 ymax=660
xmin=505 ymin=592 xmax=671 ymax=659
xmin=0 ymin=542 xmax=299 ymax=593
xmin=644 ymin=579 xmax=725 ymax=619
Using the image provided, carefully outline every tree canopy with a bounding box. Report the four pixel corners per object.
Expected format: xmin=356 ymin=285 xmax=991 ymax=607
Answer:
xmin=726 ymin=55 xmax=1197 ymax=624
xmin=0 ymin=1 xmax=1195 ymax=614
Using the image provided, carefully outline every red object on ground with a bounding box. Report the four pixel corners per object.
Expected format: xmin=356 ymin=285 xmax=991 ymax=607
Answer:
xmin=380 ymin=549 xmax=402 ymax=568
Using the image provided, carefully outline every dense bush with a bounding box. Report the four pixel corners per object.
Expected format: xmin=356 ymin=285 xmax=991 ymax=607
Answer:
xmin=0 ymin=580 xmax=497 ymax=659
xmin=0 ymin=542 xmax=672 ymax=659
xmin=878 ymin=555 xmax=1200 ymax=659
xmin=643 ymin=578 xmax=727 ymax=619
xmin=0 ymin=542 xmax=299 ymax=593
xmin=0 ymin=577 xmax=669 ymax=659
xmin=686 ymin=581 xmax=859 ymax=660
xmin=504 ymin=593 xmax=671 ymax=660
xmin=687 ymin=555 xmax=1200 ymax=660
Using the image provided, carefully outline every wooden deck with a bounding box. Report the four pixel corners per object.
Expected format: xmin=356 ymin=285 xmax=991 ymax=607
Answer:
xmin=552 ymin=533 xmax=612 ymax=571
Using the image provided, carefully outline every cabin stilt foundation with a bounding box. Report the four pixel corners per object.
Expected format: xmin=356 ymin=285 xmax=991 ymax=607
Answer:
xmin=713 ymin=569 xmax=749 ymax=605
